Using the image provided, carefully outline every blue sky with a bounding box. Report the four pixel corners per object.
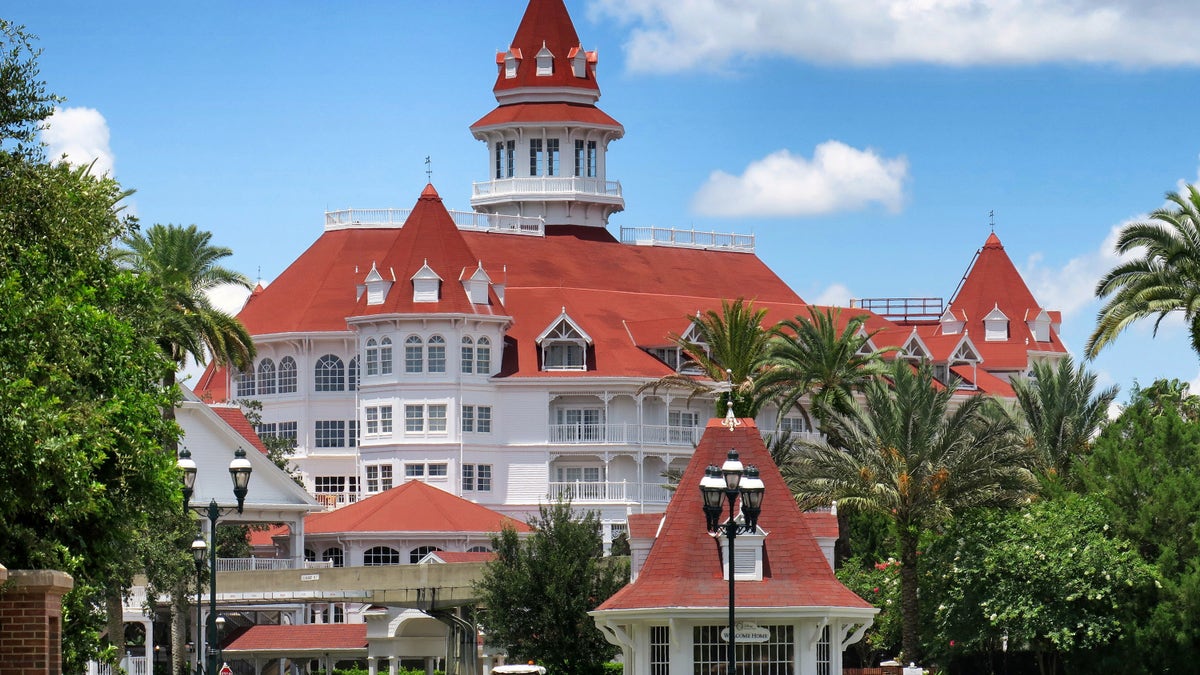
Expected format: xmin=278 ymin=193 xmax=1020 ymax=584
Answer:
xmin=11 ymin=0 xmax=1200 ymax=401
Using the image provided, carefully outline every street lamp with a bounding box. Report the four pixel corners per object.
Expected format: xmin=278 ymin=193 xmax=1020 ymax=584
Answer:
xmin=190 ymin=536 xmax=207 ymax=675
xmin=178 ymin=447 xmax=252 ymax=675
xmin=700 ymin=449 xmax=765 ymax=675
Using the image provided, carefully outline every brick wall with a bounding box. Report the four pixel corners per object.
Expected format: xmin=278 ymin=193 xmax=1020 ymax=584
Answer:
xmin=0 ymin=565 xmax=75 ymax=675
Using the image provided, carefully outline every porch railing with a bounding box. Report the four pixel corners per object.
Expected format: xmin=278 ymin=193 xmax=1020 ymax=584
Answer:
xmin=548 ymin=423 xmax=701 ymax=446
xmin=471 ymin=176 xmax=622 ymax=200
xmin=547 ymin=481 xmax=674 ymax=504
xmin=87 ymin=655 xmax=149 ymax=675
xmin=215 ymin=557 xmax=334 ymax=572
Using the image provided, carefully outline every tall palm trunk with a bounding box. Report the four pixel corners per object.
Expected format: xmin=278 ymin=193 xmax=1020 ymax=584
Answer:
xmin=899 ymin=526 xmax=921 ymax=664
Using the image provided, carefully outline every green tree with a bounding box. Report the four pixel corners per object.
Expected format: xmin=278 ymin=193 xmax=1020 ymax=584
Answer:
xmin=475 ymin=499 xmax=629 ymax=675
xmin=1086 ymin=183 xmax=1200 ymax=357
xmin=922 ymin=495 xmax=1156 ymax=675
xmin=787 ymin=360 xmax=1038 ymax=663
xmin=756 ymin=306 xmax=895 ymax=427
xmin=1075 ymin=380 xmax=1200 ymax=672
xmin=1010 ymin=356 xmax=1118 ymax=484
xmin=641 ymin=297 xmax=772 ymax=417
xmin=836 ymin=556 xmax=902 ymax=666
xmin=0 ymin=19 xmax=60 ymax=153
xmin=0 ymin=151 xmax=181 ymax=671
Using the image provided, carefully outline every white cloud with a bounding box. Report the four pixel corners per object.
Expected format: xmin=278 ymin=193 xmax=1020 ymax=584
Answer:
xmin=691 ymin=142 xmax=908 ymax=217
xmin=811 ymin=283 xmax=855 ymax=307
xmin=590 ymin=0 xmax=1200 ymax=71
xmin=40 ymin=107 xmax=115 ymax=177
xmin=1022 ymin=222 xmax=1127 ymax=322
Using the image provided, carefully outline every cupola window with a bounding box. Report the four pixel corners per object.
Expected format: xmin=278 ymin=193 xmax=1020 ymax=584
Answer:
xmin=536 ymin=42 xmax=554 ymax=76
xmin=411 ymin=260 xmax=442 ymax=302
xmin=984 ymin=305 xmax=1009 ymax=341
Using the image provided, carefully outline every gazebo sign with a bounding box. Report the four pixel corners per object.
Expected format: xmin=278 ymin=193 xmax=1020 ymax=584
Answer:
xmin=720 ymin=622 xmax=770 ymax=643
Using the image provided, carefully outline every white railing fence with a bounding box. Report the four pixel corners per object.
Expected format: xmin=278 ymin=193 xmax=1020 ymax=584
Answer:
xmin=324 ymin=207 xmax=544 ymax=236
xmin=471 ymin=176 xmax=622 ymax=199
xmin=620 ymin=225 xmax=755 ymax=253
xmin=548 ymin=423 xmax=701 ymax=446
xmin=87 ymin=655 xmax=149 ymax=675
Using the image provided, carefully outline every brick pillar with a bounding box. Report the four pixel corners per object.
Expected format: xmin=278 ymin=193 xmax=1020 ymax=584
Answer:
xmin=0 ymin=565 xmax=75 ymax=675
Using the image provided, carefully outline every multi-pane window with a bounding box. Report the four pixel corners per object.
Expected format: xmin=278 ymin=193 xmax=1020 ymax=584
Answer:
xmin=321 ymin=547 xmax=344 ymax=568
xmin=541 ymin=321 xmax=587 ymax=370
xmin=461 ymin=336 xmax=474 ymax=374
xmin=428 ymin=463 xmax=447 ymax=477
xmin=405 ymin=405 xmax=424 ymax=433
xmin=255 ymin=421 xmax=297 ymax=449
xmin=817 ymin=624 xmax=831 ymax=675
xmin=427 ymin=335 xmax=446 ymax=373
xmin=237 ymin=369 xmax=256 ymax=397
xmin=557 ymin=465 xmax=602 ymax=483
xmin=780 ymin=416 xmax=809 ymax=433
xmin=463 ymin=464 xmax=492 ymax=492
xmin=546 ymin=138 xmax=560 ymax=176
xmin=495 ymin=141 xmax=504 ymax=179
xmin=363 ymin=546 xmax=401 ymax=566
xmin=315 ymin=355 xmax=345 ymax=392
xmin=410 ymin=546 xmax=442 ymax=564
xmin=668 ymin=410 xmax=700 ymax=444
xmin=277 ymin=421 xmax=297 ymax=448
xmin=365 ymin=338 xmax=380 ymax=376
xmin=476 ymin=337 xmax=491 ymax=374
xmin=405 ymin=336 xmax=423 ymax=373
xmin=348 ymin=356 xmax=359 ymax=391
xmin=556 ymin=408 xmax=604 ymax=441
xmin=574 ymin=139 xmax=585 ymax=177
xmin=405 ymin=464 xmax=425 ymax=478
xmin=650 ymin=626 xmax=670 ymax=675
xmin=365 ymin=406 xmax=393 ymax=436
xmin=587 ymin=140 xmax=597 ymax=177
xmin=365 ymin=464 xmax=394 ymax=493
xmin=494 ymin=140 xmax=516 ymax=179
xmin=315 ymin=420 xmax=346 ymax=448
xmin=428 ymin=404 xmax=447 ymax=432
xmin=348 ymin=420 xmax=359 ymax=447
xmin=462 ymin=405 xmax=492 ymax=433
xmin=380 ymin=337 xmax=392 ymax=374
xmin=257 ymin=359 xmax=276 ymax=395
xmin=529 ymin=138 xmax=543 ymax=176
xmin=314 ymin=476 xmax=346 ymax=494
xmin=254 ymin=422 xmax=276 ymax=439
xmin=693 ymin=624 xmax=793 ymax=675
xmin=278 ymin=356 xmax=298 ymax=393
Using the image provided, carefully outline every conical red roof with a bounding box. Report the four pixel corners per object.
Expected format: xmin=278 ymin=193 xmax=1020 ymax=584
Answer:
xmin=597 ymin=418 xmax=871 ymax=611
xmin=493 ymin=0 xmax=599 ymax=95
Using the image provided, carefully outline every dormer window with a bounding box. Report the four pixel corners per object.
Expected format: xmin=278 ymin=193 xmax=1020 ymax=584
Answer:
xmin=536 ymin=42 xmax=554 ymax=76
xmin=901 ymin=331 xmax=930 ymax=361
xmin=537 ymin=309 xmax=592 ymax=371
xmin=718 ymin=525 xmax=765 ymax=581
xmin=940 ymin=308 xmax=965 ymax=336
xmin=569 ymin=46 xmax=587 ymax=78
xmin=1026 ymin=308 xmax=1051 ymax=342
xmin=503 ymin=49 xmax=521 ymax=79
xmin=411 ymin=260 xmax=442 ymax=303
xmin=461 ymin=263 xmax=492 ymax=305
xmin=983 ymin=305 xmax=1009 ymax=342
xmin=677 ymin=320 xmax=709 ymax=374
xmin=363 ymin=263 xmax=393 ymax=306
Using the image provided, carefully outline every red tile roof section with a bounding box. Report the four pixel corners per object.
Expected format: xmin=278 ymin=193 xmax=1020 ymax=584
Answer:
xmin=597 ymin=419 xmax=871 ymax=611
xmin=222 ymin=624 xmax=366 ymax=653
xmin=209 ymin=404 xmax=268 ymax=455
xmin=627 ymin=513 xmax=664 ymax=540
xmin=304 ymin=480 xmax=532 ymax=535
xmin=493 ymin=0 xmax=599 ymax=95
xmin=801 ymin=512 xmax=839 ymax=540
xmin=428 ymin=551 xmax=498 ymax=563
xmin=947 ymin=233 xmax=1068 ymax=370
xmin=471 ymin=102 xmax=622 ymax=132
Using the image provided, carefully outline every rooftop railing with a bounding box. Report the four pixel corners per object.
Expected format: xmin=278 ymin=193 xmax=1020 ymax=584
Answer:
xmin=324 ymin=207 xmax=544 ymax=236
xmin=619 ymin=225 xmax=755 ymax=253
xmin=471 ymin=176 xmax=622 ymax=200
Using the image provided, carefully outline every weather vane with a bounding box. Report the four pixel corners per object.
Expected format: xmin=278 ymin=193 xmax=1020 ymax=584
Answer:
xmin=425 ymin=156 xmax=432 ymax=183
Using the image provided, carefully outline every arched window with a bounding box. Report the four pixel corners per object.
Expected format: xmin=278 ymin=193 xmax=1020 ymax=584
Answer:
xmin=380 ymin=337 xmax=393 ymax=375
xmin=321 ymin=547 xmax=344 ymax=568
xmin=467 ymin=545 xmax=491 ymax=554
xmin=257 ymin=359 xmax=276 ymax=395
xmin=410 ymin=545 xmax=443 ymax=564
xmin=365 ymin=338 xmax=379 ymax=376
xmin=237 ymin=369 xmax=255 ymax=397
xmin=364 ymin=546 xmax=401 ymax=566
xmin=349 ymin=356 xmax=359 ymax=391
xmin=476 ymin=337 xmax=492 ymax=375
xmin=405 ymin=335 xmax=423 ymax=373
xmin=304 ymin=549 xmax=316 ymax=562
xmin=279 ymin=356 xmax=298 ymax=393
xmin=461 ymin=336 xmax=474 ymax=374
xmin=315 ymin=355 xmax=345 ymax=392
xmin=428 ymin=335 xmax=446 ymax=373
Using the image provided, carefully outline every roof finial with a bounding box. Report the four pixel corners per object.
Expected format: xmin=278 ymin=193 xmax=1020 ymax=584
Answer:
xmin=721 ymin=368 xmax=741 ymax=432
xmin=989 ymin=209 xmax=995 ymax=233
xmin=425 ymin=156 xmax=432 ymax=184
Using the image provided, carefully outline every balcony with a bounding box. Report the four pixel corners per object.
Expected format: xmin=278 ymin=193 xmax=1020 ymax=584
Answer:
xmin=215 ymin=557 xmax=334 ymax=572
xmin=548 ymin=480 xmax=673 ymax=505
xmin=470 ymin=176 xmax=623 ymax=206
xmin=548 ymin=423 xmax=702 ymax=447
xmin=620 ymin=225 xmax=755 ymax=253
xmin=325 ymin=207 xmax=545 ymax=236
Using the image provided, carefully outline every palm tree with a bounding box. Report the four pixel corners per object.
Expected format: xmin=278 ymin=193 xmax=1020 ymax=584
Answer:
xmin=1087 ymin=183 xmax=1200 ymax=358
xmin=1011 ymin=356 xmax=1118 ymax=483
xmin=756 ymin=306 xmax=896 ymax=428
xmin=115 ymin=223 xmax=254 ymax=675
xmin=640 ymin=297 xmax=772 ymax=417
xmin=786 ymin=360 xmax=1038 ymax=663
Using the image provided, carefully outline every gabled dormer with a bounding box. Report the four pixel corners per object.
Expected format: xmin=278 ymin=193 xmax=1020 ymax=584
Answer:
xmin=854 ymin=326 xmax=880 ymax=356
xmin=677 ymin=315 xmax=710 ymax=374
xmin=937 ymin=336 xmax=983 ymax=389
xmin=940 ymin=308 xmax=966 ymax=336
xmin=568 ymin=45 xmax=592 ymax=78
xmin=901 ymin=329 xmax=931 ymax=361
xmin=535 ymin=41 xmax=554 ymax=76
xmin=537 ymin=308 xmax=592 ymax=371
xmin=718 ymin=518 xmax=767 ymax=582
xmin=411 ymin=259 xmax=442 ymax=303
xmin=983 ymin=304 xmax=1009 ymax=341
xmin=1025 ymin=308 xmax=1051 ymax=343
xmin=360 ymin=263 xmax=393 ymax=306
xmin=501 ymin=48 xmax=522 ymax=79
xmin=460 ymin=262 xmax=492 ymax=305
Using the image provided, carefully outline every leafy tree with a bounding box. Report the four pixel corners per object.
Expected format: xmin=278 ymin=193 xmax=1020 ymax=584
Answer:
xmin=922 ymin=495 xmax=1156 ymax=675
xmin=0 ymin=149 xmax=181 ymax=671
xmin=1010 ymin=356 xmax=1118 ymax=484
xmin=475 ymin=499 xmax=629 ymax=675
xmin=640 ymin=297 xmax=772 ymax=417
xmin=1075 ymin=380 xmax=1200 ymax=671
xmin=756 ymin=306 xmax=895 ymax=427
xmin=786 ymin=360 xmax=1038 ymax=663
xmin=0 ymin=18 xmax=60 ymax=153
xmin=1086 ymin=183 xmax=1200 ymax=357
xmin=837 ymin=556 xmax=902 ymax=666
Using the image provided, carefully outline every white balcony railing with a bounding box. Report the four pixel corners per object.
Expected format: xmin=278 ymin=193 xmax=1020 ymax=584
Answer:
xmin=620 ymin=225 xmax=755 ymax=253
xmin=471 ymin=176 xmax=622 ymax=201
xmin=215 ymin=557 xmax=333 ymax=572
xmin=548 ymin=423 xmax=700 ymax=446
xmin=324 ymin=207 xmax=544 ymax=236
xmin=548 ymin=480 xmax=673 ymax=504
xmin=88 ymin=656 xmax=149 ymax=675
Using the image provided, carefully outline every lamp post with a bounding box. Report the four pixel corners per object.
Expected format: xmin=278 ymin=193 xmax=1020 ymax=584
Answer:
xmin=190 ymin=535 xmax=207 ymax=675
xmin=700 ymin=449 xmax=765 ymax=675
xmin=178 ymin=447 xmax=252 ymax=675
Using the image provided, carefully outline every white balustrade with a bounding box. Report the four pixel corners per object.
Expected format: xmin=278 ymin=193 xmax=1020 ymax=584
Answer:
xmin=619 ymin=225 xmax=755 ymax=252
xmin=471 ymin=176 xmax=622 ymax=199
xmin=324 ymin=207 xmax=544 ymax=236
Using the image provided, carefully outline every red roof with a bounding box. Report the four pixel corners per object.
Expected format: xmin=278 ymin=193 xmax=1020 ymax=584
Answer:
xmin=471 ymin=102 xmax=622 ymax=133
xmin=627 ymin=513 xmax=664 ymax=540
xmin=426 ymin=551 xmax=497 ymax=563
xmin=597 ymin=418 xmax=871 ymax=611
xmin=304 ymin=479 xmax=531 ymax=535
xmin=493 ymin=0 xmax=599 ymax=95
xmin=208 ymin=404 xmax=268 ymax=455
xmin=801 ymin=511 xmax=838 ymax=540
xmin=946 ymin=232 xmax=1068 ymax=370
xmin=222 ymin=624 xmax=366 ymax=653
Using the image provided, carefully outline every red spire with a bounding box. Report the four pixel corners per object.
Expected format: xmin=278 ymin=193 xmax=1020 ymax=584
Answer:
xmin=420 ymin=182 xmax=440 ymax=200
xmin=983 ymin=231 xmax=1003 ymax=249
xmin=494 ymin=0 xmax=599 ymax=95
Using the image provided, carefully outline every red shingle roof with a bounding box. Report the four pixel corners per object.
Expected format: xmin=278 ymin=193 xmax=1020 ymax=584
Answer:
xmin=304 ymin=480 xmax=531 ymax=535
xmin=597 ymin=419 xmax=871 ymax=611
xmin=492 ymin=0 xmax=598 ymax=95
xmin=471 ymin=102 xmax=622 ymax=132
xmin=209 ymin=404 xmax=268 ymax=455
xmin=627 ymin=513 xmax=664 ymax=540
xmin=222 ymin=624 xmax=366 ymax=653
